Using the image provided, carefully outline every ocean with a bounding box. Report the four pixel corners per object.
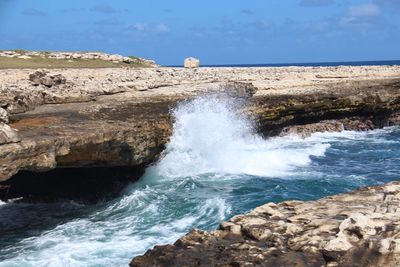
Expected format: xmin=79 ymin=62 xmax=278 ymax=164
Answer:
xmin=169 ymin=60 xmax=400 ymax=68
xmin=1 ymin=96 xmax=399 ymax=266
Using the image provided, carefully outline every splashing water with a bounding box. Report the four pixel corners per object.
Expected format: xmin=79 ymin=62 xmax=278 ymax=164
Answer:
xmin=1 ymin=96 xmax=400 ymax=266
xmin=154 ymin=96 xmax=329 ymax=178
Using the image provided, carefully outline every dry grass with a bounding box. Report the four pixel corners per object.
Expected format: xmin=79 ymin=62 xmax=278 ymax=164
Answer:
xmin=0 ymin=56 xmax=147 ymax=69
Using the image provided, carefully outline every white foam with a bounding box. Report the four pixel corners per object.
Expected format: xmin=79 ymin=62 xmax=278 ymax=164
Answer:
xmin=154 ymin=96 xmax=329 ymax=178
xmin=3 ymin=96 xmax=395 ymax=267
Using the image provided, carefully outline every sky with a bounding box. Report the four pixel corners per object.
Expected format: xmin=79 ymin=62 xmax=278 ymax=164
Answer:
xmin=0 ymin=0 xmax=399 ymax=65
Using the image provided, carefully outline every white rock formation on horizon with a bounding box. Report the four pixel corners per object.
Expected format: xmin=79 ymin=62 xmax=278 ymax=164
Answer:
xmin=184 ymin=57 xmax=200 ymax=68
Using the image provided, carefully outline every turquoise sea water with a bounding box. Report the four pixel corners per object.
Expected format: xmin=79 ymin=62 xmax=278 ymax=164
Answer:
xmin=1 ymin=97 xmax=399 ymax=266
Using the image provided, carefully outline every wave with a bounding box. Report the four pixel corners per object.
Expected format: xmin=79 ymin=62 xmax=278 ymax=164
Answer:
xmin=1 ymin=95 xmax=398 ymax=267
xmin=153 ymin=96 xmax=329 ymax=178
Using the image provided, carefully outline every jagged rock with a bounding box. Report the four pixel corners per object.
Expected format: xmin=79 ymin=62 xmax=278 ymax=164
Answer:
xmin=0 ymin=66 xmax=399 ymax=182
xmin=222 ymin=81 xmax=258 ymax=98
xmin=49 ymin=74 xmax=66 ymax=86
xmin=131 ymin=182 xmax=400 ymax=267
xmin=0 ymin=108 xmax=8 ymax=123
xmin=184 ymin=57 xmax=200 ymax=68
xmin=29 ymin=71 xmax=66 ymax=87
xmin=0 ymin=123 xmax=20 ymax=145
xmin=29 ymin=70 xmax=47 ymax=86
xmin=279 ymin=120 xmax=344 ymax=137
xmin=41 ymin=76 xmax=55 ymax=87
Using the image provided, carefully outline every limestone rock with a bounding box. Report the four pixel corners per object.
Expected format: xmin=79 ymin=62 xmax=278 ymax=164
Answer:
xmin=18 ymin=55 xmax=32 ymax=59
xmin=0 ymin=123 xmax=20 ymax=145
xmin=221 ymin=81 xmax=258 ymax=98
xmin=0 ymin=50 xmax=158 ymax=67
xmin=0 ymin=65 xmax=399 ymax=183
xmin=29 ymin=70 xmax=47 ymax=86
xmin=0 ymin=108 xmax=8 ymax=123
xmin=184 ymin=57 xmax=200 ymax=68
xmin=29 ymin=71 xmax=66 ymax=87
xmin=131 ymin=182 xmax=400 ymax=267
xmin=279 ymin=120 xmax=344 ymax=137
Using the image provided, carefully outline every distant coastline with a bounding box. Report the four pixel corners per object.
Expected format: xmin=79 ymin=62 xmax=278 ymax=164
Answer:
xmin=168 ymin=59 xmax=400 ymax=68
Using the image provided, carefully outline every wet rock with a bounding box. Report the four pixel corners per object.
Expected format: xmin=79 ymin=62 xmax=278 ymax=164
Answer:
xmin=279 ymin=120 xmax=344 ymax=137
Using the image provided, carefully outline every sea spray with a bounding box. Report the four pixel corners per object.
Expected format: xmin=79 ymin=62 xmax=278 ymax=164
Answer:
xmin=1 ymin=96 xmax=398 ymax=267
xmin=154 ymin=96 xmax=330 ymax=178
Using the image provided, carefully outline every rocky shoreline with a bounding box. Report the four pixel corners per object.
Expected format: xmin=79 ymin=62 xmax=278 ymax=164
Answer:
xmin=0 ymin=64 xmax=399 ymax=264
xmin=131 ymin=181 xmax=400 ymax=267
xmin=1 ymin=66 xmax=399 ymax=184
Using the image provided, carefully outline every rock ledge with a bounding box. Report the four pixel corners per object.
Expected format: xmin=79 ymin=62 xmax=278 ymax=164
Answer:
xmin=131 ymin=182 xmax=400 ymax=267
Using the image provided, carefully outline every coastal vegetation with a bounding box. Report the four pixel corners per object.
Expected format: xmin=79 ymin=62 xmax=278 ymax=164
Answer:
xmin=0 ymin=50 xmax=155 ymax=69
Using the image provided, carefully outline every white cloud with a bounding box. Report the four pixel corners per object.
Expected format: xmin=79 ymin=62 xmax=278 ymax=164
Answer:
xmin=131 ymin=23 xmax=146 ymax=31
xmin=128 ymin=23 xmax=170 ymax=34
xmin=154 ymin=23 xmax=170 ymax=33
xmin=348 ymin=3 xmax=381 ymax=17
xmin=340 ymin=3 xmax=381 ymax=26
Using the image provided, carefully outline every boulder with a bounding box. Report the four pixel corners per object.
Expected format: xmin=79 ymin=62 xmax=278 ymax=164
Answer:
xmin=49 ymin=74 xmax=67 ymax=86
xmin=29 ymin=70 xmax=47 ymax=86
xmin=184 ymin=57 xmax=200 ymax=68
xmin=29 ymin=71 xmax=66 ymax=87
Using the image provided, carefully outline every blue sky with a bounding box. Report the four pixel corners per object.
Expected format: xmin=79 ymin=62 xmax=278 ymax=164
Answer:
xmin=0 ymin=0 xmax=399 ymax=65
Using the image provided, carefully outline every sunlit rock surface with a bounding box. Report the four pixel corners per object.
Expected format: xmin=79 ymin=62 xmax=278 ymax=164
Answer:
xmin=0 ymin=66 xmax=399 ymax=181
xmin=131 ymin=182 xmax=400 ymax=267
xmin=184 ymin=57 xmax=200 ymax=68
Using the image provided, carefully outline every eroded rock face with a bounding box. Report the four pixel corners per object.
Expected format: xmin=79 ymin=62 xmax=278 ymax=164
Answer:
xmin=0 ymin=96 xmax=173 ymax=181
xmin=131 ymin=182 xmax=400 ymax=267
xmin=0 ymin=67 xmax=399 ymax=182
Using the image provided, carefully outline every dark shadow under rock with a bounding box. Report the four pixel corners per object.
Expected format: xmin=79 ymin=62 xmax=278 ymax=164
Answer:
xmin=0 ymin=165 xmax=145 ymax=203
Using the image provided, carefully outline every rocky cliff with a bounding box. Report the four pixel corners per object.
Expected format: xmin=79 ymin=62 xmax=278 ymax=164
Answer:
xmin=0 ymin=64 xmax=400 ymax=264
xmin=0 ymin=66 xmax=399 ymax=199
xmin=131 ymin=181 xmax=400 ymax=267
